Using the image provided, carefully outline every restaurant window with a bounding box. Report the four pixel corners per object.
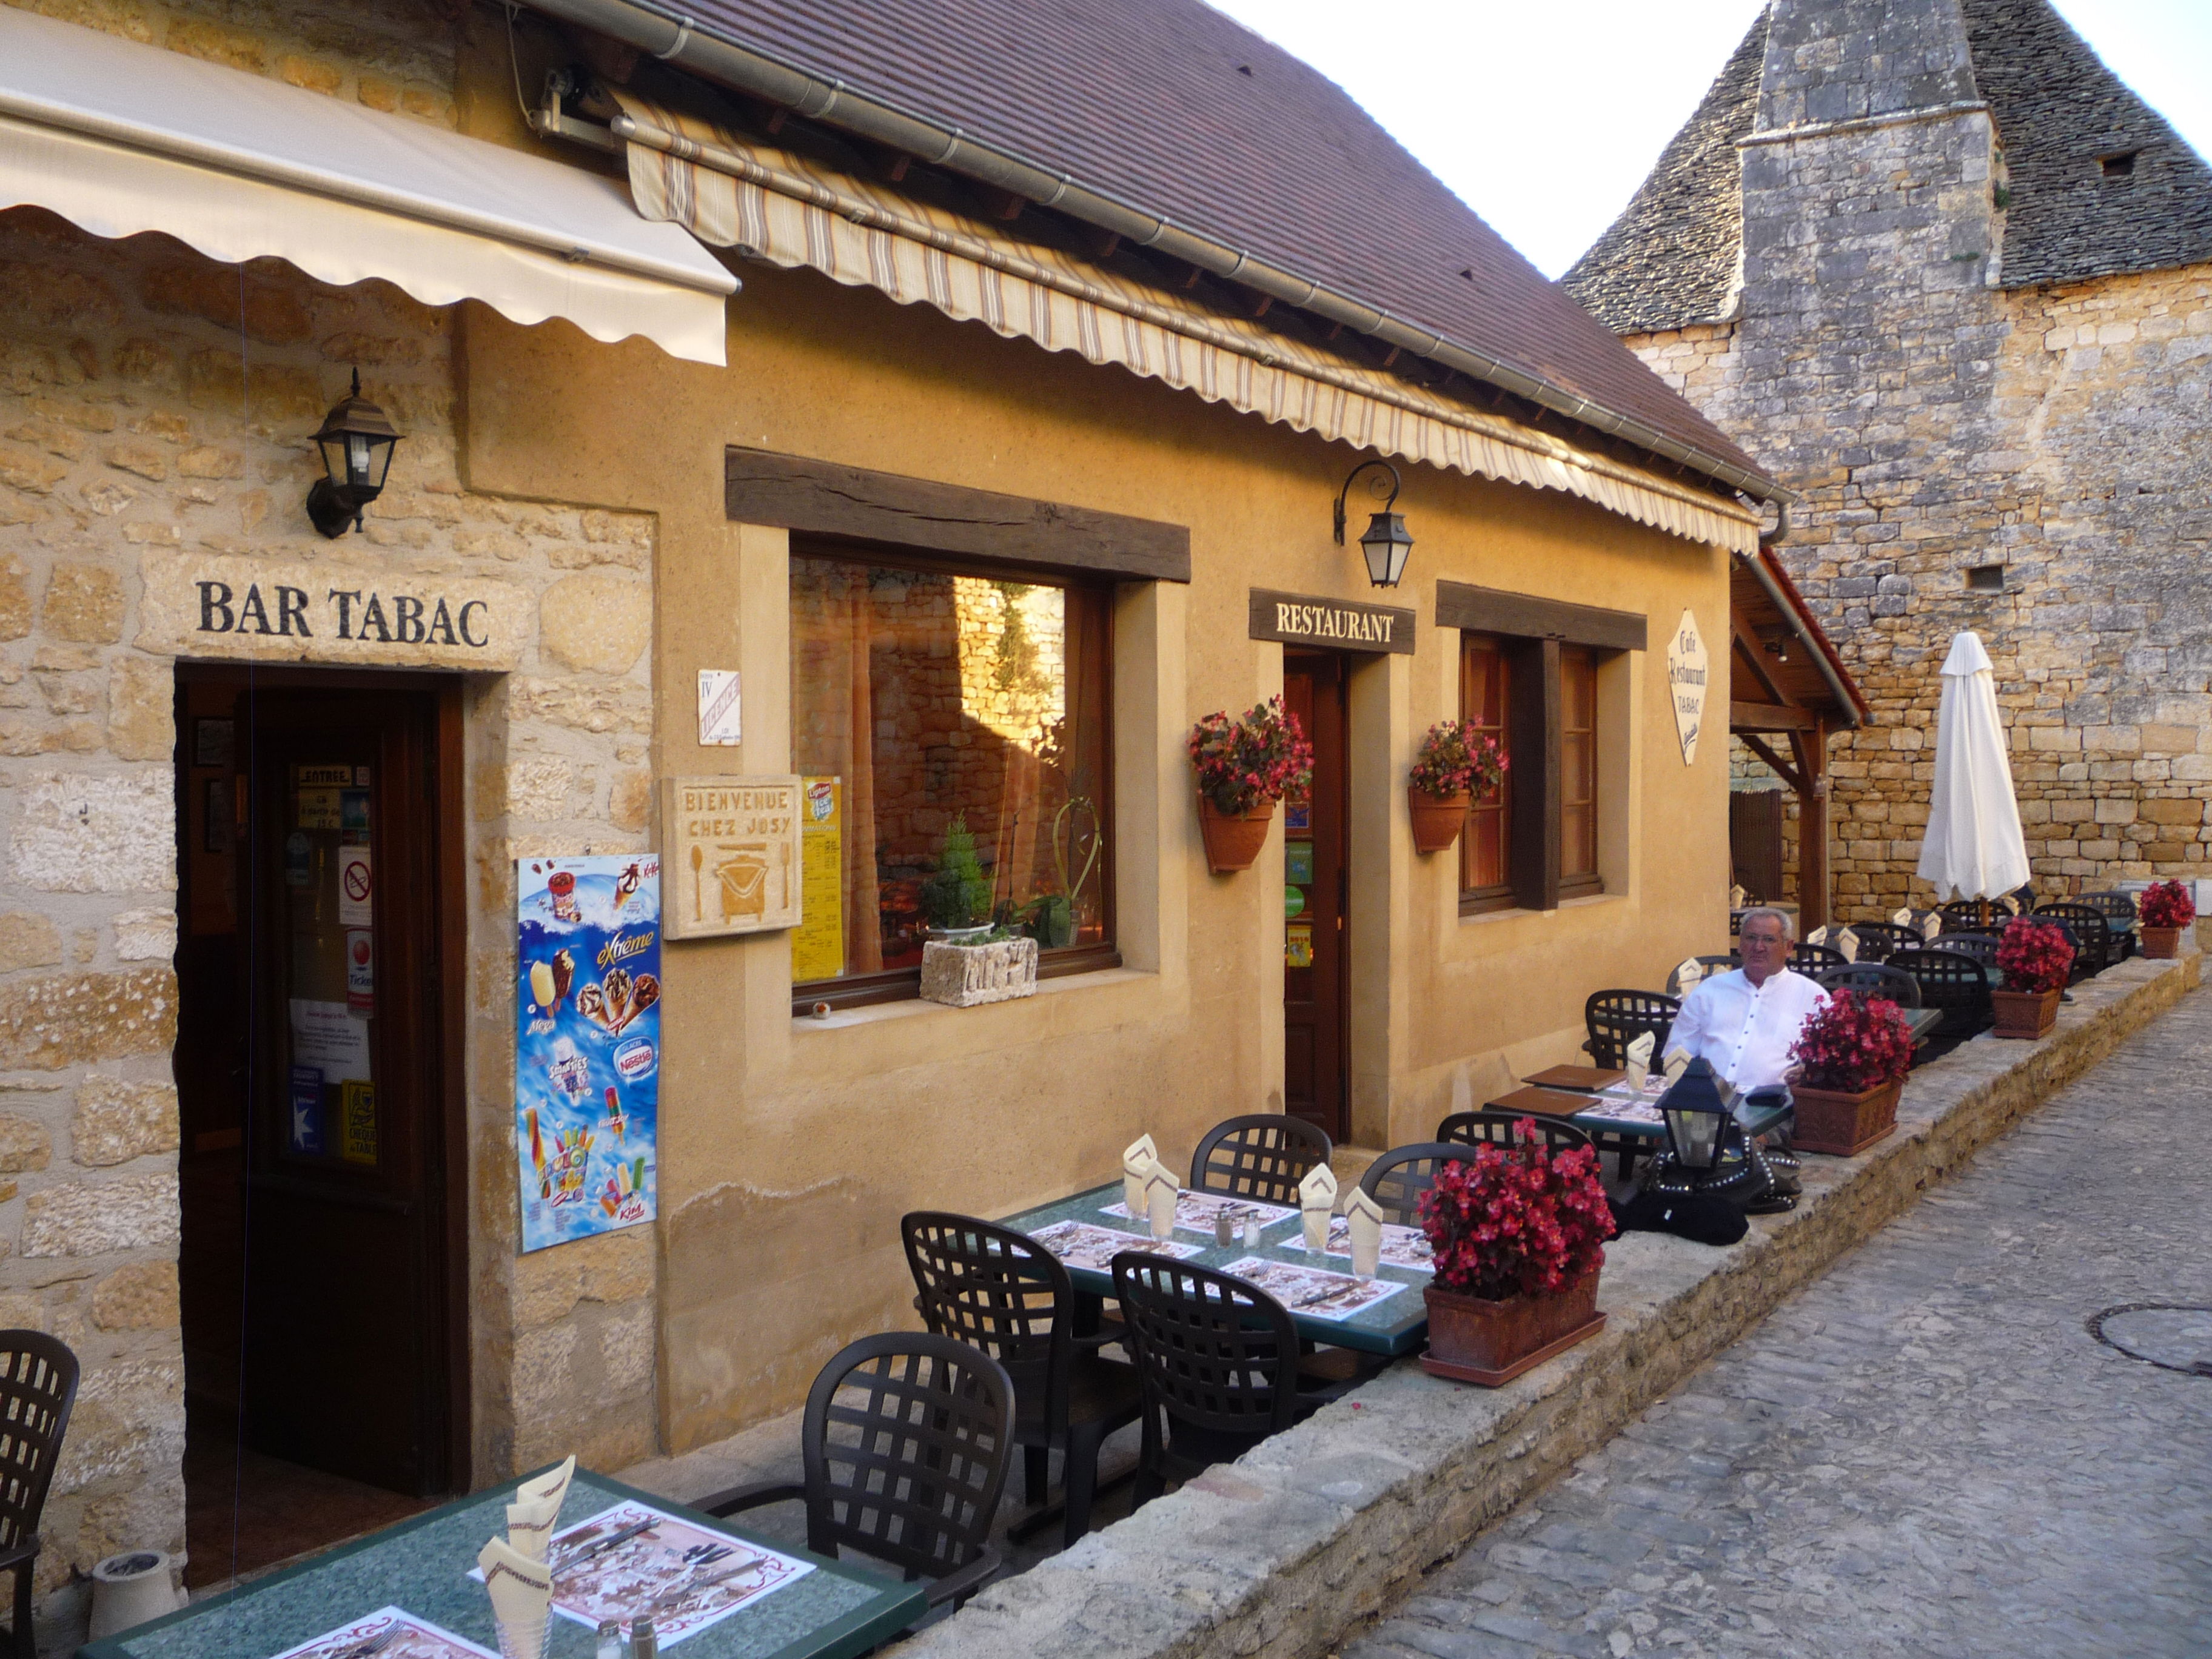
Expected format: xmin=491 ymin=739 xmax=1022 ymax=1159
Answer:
xmin=789 ymin=542 xmax=1114 ymax=1009
xmin=1458 ymin=632 xmax=1606 ymax=914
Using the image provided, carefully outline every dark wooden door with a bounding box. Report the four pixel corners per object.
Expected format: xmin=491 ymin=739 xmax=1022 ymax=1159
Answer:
xmin=1283 ymin=653 xmax=1348 ymax=1141
xmin=1730 ymin=787 xmax=1786 ymax=905
xmin=178 ymin=671 xmax=461 ymax=1497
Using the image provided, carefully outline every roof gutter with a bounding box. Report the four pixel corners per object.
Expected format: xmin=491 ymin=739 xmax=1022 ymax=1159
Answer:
xmin=521 ymin=0 xmax=1788 ymax=504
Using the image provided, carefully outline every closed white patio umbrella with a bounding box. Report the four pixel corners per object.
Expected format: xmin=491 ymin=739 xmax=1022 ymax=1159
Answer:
xmin=1916 ymin=631 xmax=2031 ymax=902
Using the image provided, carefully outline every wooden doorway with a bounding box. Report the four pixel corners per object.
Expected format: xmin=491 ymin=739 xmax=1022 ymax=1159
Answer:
xmin=174 ymin=665 xmax=467 ymax=1580
xmin=1282 ymin=652 xmax=1349 ymax=1142
xmin=1729 ymin=787 xmax=1786 ymax=905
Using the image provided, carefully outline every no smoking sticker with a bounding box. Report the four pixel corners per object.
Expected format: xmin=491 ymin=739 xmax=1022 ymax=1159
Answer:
xmin=338 ymin=845 xmax=373 ymax=926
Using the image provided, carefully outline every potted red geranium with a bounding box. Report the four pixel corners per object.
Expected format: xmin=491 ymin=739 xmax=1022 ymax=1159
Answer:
xmin=1416 ymin=1121 xmax=1613 ymax=1386
xmin=1992 ymin=916 xmax=2074 ymax=1038
xmin=1187 ymin=696 xmax=1313 ymax=874
xmin=1406 ymin=719 xmax=1507 ymax=855
xmin=1788 ymin=989 xmax=1913 ymax=1156
xmin=2137 ymin=879 xmax=2195 ymax=959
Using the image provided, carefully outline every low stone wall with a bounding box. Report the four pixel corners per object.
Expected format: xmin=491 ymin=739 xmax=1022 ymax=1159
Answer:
xmin=896 ymin=948 xmax=2202 ymax=1659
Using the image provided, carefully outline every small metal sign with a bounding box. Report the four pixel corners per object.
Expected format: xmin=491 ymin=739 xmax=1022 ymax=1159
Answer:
xmin=1667 ymin=608 xmax=1710 ymax=765
xmin=697 ymin=669 xmax=742 ymax=746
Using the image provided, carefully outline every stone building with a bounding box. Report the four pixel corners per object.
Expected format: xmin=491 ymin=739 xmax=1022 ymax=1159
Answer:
xmin=1565 ymin=0 xmax=2212 ymax=917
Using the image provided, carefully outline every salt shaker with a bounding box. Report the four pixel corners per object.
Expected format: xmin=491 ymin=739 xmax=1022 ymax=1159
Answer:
xmin=596 ymin=1621 xmax=623 ymax=1659
xmin=1214 ymin=1209 xmax=1236 ymax=1247
xmin=631 ymin=1620 xmax=659 ymax=1659
xmin=1242 ymin=1210 xmax=1262 ymax=1249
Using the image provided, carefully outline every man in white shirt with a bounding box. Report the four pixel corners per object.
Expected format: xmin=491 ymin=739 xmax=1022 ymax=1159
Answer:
xmin=1668 ymin=907 xmax=1828 ymax=1091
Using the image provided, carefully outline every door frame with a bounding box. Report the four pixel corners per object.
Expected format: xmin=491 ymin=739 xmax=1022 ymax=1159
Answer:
xmin=1283 ymin=649 xmax=1352 ymax=1144
xmin=173 ymin=661 xmax=472 ymax=1494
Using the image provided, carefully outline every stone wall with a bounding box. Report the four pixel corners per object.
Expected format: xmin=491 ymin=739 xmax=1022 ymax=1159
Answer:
xmin=0 ymin=20 xmax=661 ymax=1598
xmin=1629 ymin=150 xmax=2212 ymax=918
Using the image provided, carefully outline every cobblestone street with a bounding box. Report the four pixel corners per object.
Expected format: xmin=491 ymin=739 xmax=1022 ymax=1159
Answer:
xmin=1348 ymin=990 xmax=2212 ymax=1659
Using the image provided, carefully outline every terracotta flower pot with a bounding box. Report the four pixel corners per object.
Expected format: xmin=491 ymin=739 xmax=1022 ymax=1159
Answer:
xmin=1407 ymin=788 xmax=1469 ymax=854
xmin=1420 ymin=1272 xmax=1605 ymax=1387
xmin=1789 ymin=1076 xmax=1901 ymax=1157
xmin=1991 ymin=985 xmax=2061 ymax=1039
xmin=1196 ymin=795 xmax=1273 ymax=874
xmin=2140 ymin=925 xmax=2185 ymax=959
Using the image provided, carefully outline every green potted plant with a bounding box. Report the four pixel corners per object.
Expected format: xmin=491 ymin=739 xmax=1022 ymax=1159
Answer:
xmin=1187 ymin=696 xmax=1313 ymax=874
xmin=2137 ymin=879 xmax=2195 ymax=959
xmin=1991 ymin=916 xmax=2074 ymax=1038
xmin=1416 ymin=1121 xmax=1613 ymax=1386
xmin=1406 ymin=719 xmax=1507 ymax=855
xmin=1786 ymin=988 xmax=1912 ymax=1155
xmin=919 ymin=816 xmax=1038 ymax=1007
xmin=921 ymin=815 xmax=994 ymax=941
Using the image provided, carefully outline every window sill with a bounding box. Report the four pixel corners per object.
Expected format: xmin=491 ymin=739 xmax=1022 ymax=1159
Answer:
xmin=1458 ymin=890 xmax=1626 ymax=928
xmin=791 ymin=964 xmax=1156 ymax=1033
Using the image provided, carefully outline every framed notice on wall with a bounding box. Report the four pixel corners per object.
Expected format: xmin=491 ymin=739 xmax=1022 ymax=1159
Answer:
xmin=515 ymin=855 xmax=661 ymax=1252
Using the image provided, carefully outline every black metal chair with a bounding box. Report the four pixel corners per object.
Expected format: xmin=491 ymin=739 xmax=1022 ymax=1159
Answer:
xmin=2036 ymin=903 xmax=2114 ymax=979
xmin=1815 ymin=962 xmax=1923 ymax=1008
xmin=901 ymin=1213 xmax=1140 ymax=1550
xmin=1841 ymin=920 xmax=1919 ymax=964
xmin=1939 ymin=898 xmax=1997 ymax=929
xmin=2077 ymin=891 xmax=2139 ymax=959
xmin=1436 ymin=1111 xmax=1593 ymax=1155
xmin=1358 ymin=1141 xmax=1481 ymax=1228
xmin=1889 ymin=946 xmax=1994 ymax=1041
xmin=1110 ymin=1255 xmax=1345 ymax=1505
xmin=1187 ymin=1114 xmax=1332 ymax=1208
xmin=1582 ymin=990 xmax=1678 ymax=1068
xmin=1788 ymin=941 xmax=1849 ymax=976
xmin=702 ymin=1332 xmax=1013 ymax=1611
xmin=0 ymin=1333 xmax=74 ymax=1659
xmin=1932 ymin=931 xmax=2002 ymax=971
xmin=1664 ymin=954 xmax=1739 ymax=995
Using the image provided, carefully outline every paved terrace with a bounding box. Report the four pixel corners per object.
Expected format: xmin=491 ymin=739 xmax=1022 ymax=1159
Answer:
xmin=619 ymin=947 xmax=2202 ymax=1657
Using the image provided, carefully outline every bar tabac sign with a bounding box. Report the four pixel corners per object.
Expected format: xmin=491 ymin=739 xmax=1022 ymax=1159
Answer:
xmin=1248 ymin=588 xmax=1416 ymax=654
xmin=664 ymin=776 xmax=803 ymax=939
xmin=1668 ymin=608 xmax=1709 ymax=765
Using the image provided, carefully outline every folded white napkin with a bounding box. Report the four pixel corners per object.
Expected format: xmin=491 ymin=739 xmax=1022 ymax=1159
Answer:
xmin=1672 ymin=957 xmax=1706 ymax=996
xmin=1299 ymin=1162 xmax=1338 ymax=1250
xmin=1921 ymin=912 xmax=1943 ymax=940
xmin=1835 ymin=926 xmax=1858 ymax=963
xmin=478 ymin=1537 xmax=552 ymax=1659
xmin=1662 ymin=1047 xmax=1692 ymax=1085
xmin=1142 ymin=1159 xmax=1178 ymax=1239
xmin=1122 ymin=1134 xmax=1157 ymax=1221
xmin=1343 ymin=1189 xmax=1384 ymax=1278
xmin=1625 ymin=1030 xmax=1655 ymax=1092
xmin=1892 ymin=908 xmax=1913 ymax=928
xmin=506 ymin=1456 xmax=574 ymax=1562
xmin=1729 ymin=883 xmax=1747 ymax=909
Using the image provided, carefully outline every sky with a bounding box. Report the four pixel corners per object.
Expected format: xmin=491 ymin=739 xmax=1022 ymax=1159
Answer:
xmin=1204 ymin=1 xmax=2212 ymax=278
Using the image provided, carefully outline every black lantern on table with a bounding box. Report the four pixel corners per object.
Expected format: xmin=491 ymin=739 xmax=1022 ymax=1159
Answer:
xmin=1659 ymin=1057 xmax=1732 ymax=1173
xmin=306 ymin=369 xmax=402 ymax=538
xmin=1333 ymin=459 xmax=1414 ymax=588
xmin=1646 ymin=1059 xmax=1800 ymax=1215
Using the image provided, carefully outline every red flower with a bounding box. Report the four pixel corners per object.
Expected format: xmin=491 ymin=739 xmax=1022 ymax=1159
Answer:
xmin=1789 ymin=989 xmax=1913 ymax=1091
xmin=1407 ymin=720 xmax=1507 ymax=799
xmin=1996 ymin=917 xmax=2074 ymax=993
xmin=1417 ymin=1120 xmax=1614 ymax=1301
xmin=2139 ymin=879 xmax=2196 ymax=929
xmin=1188 ymin=697 xmax=1315 ymax=816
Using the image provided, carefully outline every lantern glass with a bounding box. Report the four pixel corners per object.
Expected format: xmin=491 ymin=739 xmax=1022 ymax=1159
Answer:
xmin=1664 ymin=1104 xmax=1726 ymax=1171
xmin=1359 ymin=511 xmax=1413 ymax=588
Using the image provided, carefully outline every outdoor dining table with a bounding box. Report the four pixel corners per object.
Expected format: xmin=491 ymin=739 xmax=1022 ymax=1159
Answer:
xmin=999 ymin=1184 xmax=1433 ymax=1357
xmin=79 ymin=1466 xmax=927 ymax=1659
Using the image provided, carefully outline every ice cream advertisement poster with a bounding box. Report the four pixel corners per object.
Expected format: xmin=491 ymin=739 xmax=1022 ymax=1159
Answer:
xmin=515 ymin=856 xmax=661 ymax=1252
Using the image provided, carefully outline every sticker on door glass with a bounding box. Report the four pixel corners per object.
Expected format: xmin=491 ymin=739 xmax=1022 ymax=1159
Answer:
xmin=1285 ymin=919 xmax=1313 ymax=969
xmin=340 ymin=1081 xmax=378 ymax=1165
xmin=1285 ymin=841 xmax=1315 ymax=885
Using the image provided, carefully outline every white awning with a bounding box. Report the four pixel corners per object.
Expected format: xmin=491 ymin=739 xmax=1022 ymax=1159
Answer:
xmin=0 ymin=6 xmax=735 ymax=366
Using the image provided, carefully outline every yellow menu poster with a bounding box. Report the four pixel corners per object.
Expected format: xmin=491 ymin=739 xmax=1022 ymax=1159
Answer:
xmin=791 ymin=776 xmax=845 ymax=984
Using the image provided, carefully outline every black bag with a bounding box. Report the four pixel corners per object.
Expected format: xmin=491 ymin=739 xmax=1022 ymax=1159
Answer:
xmin=1610 ymin=1190 xmax=1748 ymax=1246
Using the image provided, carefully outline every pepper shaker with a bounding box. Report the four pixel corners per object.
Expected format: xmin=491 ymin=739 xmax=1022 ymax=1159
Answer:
xmin=1214 ymin=1208 xmax=1236 ymax=1247
xmin=596 ymin=1621 xmax=623 ymax=1659
xmin=631 ymin=1620 xmax=659 ymax=1659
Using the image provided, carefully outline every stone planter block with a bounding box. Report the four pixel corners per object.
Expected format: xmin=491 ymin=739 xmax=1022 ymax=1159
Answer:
xmin=919 ymin=937 xmax=1038 ymax=1007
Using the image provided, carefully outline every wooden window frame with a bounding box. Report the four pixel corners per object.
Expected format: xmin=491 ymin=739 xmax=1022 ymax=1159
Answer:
xmin=1443 ymin=587 xmax=1642 ymax=916
xmin=788 ymin=534 xmax=1119 ymax=1014
xmin=1458 ymin=635 xmax=1516 ymax=914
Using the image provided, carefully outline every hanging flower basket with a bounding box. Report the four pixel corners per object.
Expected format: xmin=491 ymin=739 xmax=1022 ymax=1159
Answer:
xmin=1416 ymin=1121 xmax=1612 ymax=1386
xmin=1196 ymin=796 xmax=1275 ymax=874
xmin=1187 ymin=697 xmax=1312 ymax=877
xmin=1404 ymin=720 xmax=1504 ymax=857
xmin=1407 ymin=790 xmax=1469 ymax=855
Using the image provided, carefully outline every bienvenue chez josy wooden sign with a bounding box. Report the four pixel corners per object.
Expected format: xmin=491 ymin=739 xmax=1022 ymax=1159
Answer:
xmin=663 ymin=777 xmax=803 ymax=939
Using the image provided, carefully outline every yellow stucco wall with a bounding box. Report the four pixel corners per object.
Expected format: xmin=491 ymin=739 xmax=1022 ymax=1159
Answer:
xmin=459 ymin=250 xmax=1734 ymax=1449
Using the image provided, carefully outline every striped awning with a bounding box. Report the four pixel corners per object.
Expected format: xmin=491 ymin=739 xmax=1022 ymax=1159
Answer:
xmin=611 ymin=91 xmax=1759 ymax=554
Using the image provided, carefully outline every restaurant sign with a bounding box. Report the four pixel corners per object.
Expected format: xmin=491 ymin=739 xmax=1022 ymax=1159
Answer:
xmin=664 ymin=776 xmax=803 ymax=939
xmin=1248 ymin=588 xmax=1416 ymax=655
xmin=138 ymin=552 xmax=529 ymax=670
xmin=1667 ymin=608 xmax=1709 ymax=765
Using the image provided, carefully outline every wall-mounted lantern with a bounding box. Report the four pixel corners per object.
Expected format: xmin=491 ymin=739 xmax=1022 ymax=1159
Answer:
xmin=306 ymin=369 xmax=402 ymax=538
xmin=1333 ymin=459 xmax=1413 ymax=588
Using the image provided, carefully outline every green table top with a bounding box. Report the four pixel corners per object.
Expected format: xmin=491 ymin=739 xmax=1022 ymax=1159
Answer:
xmin=79 ymin=1467 xmax=926 ymax=1659
xmin=998 ymin=1182 xmax=1431 ymax=1356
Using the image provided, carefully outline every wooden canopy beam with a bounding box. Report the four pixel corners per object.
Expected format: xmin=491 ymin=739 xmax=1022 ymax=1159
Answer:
xmin=1740 ymin=734 xmax=1804 ymax=794
xmin=1729 ymin=699 xmax=1816 ymax=732
xmin=1729 ymin=614 xmax=1795 ymax=709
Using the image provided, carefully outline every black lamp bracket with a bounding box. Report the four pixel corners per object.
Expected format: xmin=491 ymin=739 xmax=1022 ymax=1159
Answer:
xmin=1332 ymin=458 xmax=1402 ymax=545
